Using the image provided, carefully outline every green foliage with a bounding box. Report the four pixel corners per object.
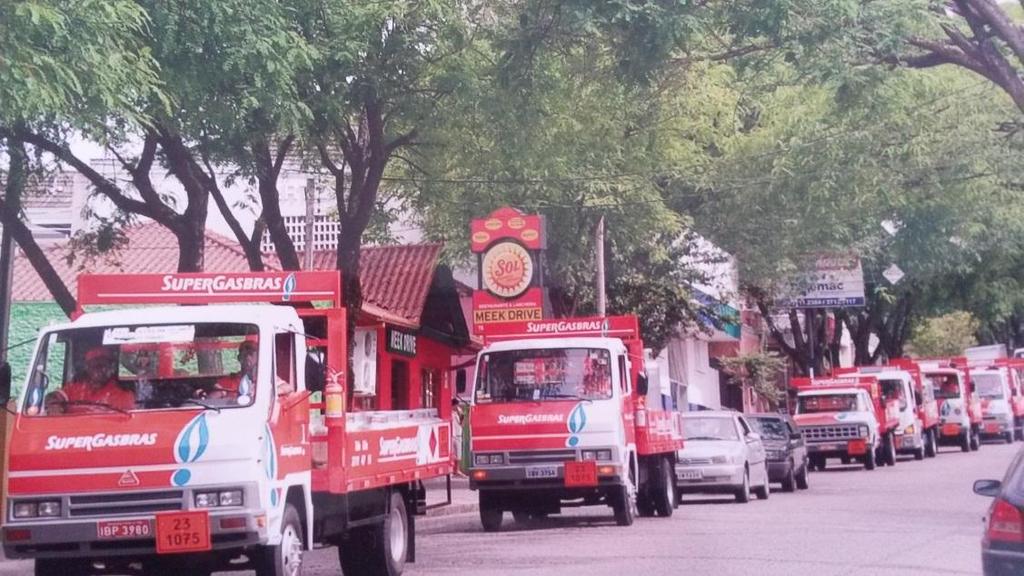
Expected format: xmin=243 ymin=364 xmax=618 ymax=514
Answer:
xmin=0 ymin=0 xmax=158 ymax=123
xmin=718 ymin=352 xmax=786 ymax=407
xmin=907 ymin=311 xmax=980 ymax=358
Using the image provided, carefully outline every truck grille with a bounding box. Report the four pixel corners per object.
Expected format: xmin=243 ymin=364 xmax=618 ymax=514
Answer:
xmin=801 ymin=425 xmax=862 ymax=442
xmin=68 ymin=490 xmax=185 ymax=518
xmin=507 ymin=449 xmax=576 ymax=465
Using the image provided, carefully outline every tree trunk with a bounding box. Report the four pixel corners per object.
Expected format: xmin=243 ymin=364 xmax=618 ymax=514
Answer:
xmin=336 ymin=229 xmax=362 ymax=405
xmin=174 ymin=222 xmax=205 ymax=273
xmin=0 ymin=139 xmax=76 ymax=315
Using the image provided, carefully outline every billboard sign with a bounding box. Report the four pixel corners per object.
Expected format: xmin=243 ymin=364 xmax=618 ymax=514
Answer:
xmin=778 ymin=254 xmax=865 ymax=309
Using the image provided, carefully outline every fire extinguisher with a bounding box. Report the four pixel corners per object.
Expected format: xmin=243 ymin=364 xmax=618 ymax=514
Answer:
xmin=325 ymin=370 xmax=345 ymax=418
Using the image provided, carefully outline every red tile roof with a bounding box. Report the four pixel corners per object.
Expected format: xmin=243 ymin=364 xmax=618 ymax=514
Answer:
xmin=13 ymin=222 xmax=444 ymax=327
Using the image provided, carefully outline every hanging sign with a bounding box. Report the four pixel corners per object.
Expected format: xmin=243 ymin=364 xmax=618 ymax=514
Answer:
xmin=777 ymin=254 xmax=866 ymax=309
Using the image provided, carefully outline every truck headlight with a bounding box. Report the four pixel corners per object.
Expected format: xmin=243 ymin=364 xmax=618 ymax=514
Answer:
xmin=582 ymin=450 xmax=597 ymax=460
xmin=12 ymin=502 xmax=37 ymax=519
xmin=473 ymin=453 xmax=504 ymax=466
xmin=859 ymin=425 xmax=869 ymax=438
xmin=36 ymin=501 xmax=61 ymax=518
xmin=195 ymin=489 xmax=244 ymax=508
xmin=219 ymin=490 xmax=244 ymax=507
xmin=903 ymin=425 xmax=915 ymax=435
xmin=597 ymin=450 xmax=613 ymax=461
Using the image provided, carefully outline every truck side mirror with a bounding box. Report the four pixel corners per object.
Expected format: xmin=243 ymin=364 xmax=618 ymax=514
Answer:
xmin=456 ymin=369 xmax=467 ymax=395
xmin=636 ymin=373 xmax=649 ymax=396
xmin=0 ymin=362 xmax=10 ymax=403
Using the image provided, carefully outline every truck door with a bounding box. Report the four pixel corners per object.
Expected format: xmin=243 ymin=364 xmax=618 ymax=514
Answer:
xmin=618 ymin=353 xmax=636 ymax=446
xmin=269 ymin=330 xmax=312 ymax=478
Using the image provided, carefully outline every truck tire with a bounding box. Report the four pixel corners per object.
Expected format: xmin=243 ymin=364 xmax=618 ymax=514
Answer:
xmin=961 ymin=430 xmax=971 ymax=452
xmin=970 ymin=427 xmax=980 ymax=451
xmin=914 ymin=436 xmax=925 ymax=461
xmin=613 ymin=483 xmax=636 ymax=526
xmin=781 ymin=462 xmax=796 ymax=493
xmin=884 ymin=434 xmax=897 ymax=466
xmin=35 ymin=559 xmax=90 ymax=576
xmin=1006 ymin=432 xmax=1015 ymax=445
xmin=795 ymin=463 xmax=810 ymax=490
xmin=479 ymin=492 xmax=503 ymax=532
xmin=924 ymin=430 xmax=937 ymax=458
xmin=340 ymin=492 xmax=409 ymax=576
xmin=863 ymin=447 xmax=876 ymax=470
xmin=255 ymin=503 xmax=304 ymax=576
xmin=652 ymin=458 xmax=675 ymax=518
xmin=734 ymin=468 xmax=751 ymax=503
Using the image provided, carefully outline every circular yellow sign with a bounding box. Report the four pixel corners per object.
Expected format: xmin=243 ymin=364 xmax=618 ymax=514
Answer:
xmin=482 ymin=241 xmax=533 ymax=298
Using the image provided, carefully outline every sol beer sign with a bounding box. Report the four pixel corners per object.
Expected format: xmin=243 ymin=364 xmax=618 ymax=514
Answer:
xmin=471 ymin=207 xmax=547 ymax=332
xmin=482 ymin=241 xmax=533 ymax=298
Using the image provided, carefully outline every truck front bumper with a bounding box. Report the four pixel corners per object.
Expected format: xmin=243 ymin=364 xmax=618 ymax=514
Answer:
xmin=806 ymin=439 xmax=871 ymax=459
xmin=469 ymin=463 xmax=623 ymax=492
xmin=3 ymin=508 xmax=268 ymax=560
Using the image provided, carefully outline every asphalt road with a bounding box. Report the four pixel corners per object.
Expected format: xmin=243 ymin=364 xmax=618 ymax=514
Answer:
xmin=2 ymin=441 xmax=1016 ymax=575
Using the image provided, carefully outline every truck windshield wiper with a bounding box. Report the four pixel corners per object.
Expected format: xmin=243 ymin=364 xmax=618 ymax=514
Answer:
xmin=61 ymin=400 xmax=132 ymax=416
xmin=178 ymin=398 xmax=222 ymax=413
xmin=542 ymin=393 xmax=591 ymax=401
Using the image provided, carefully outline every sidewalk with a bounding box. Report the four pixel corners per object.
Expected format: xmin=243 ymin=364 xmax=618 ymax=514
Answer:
xmin=422 ymin=474 xmax=477 ymax=518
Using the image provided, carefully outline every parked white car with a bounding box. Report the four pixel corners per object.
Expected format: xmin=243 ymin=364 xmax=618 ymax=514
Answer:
xmin=675 ymin=411 xmax=770 ymax=503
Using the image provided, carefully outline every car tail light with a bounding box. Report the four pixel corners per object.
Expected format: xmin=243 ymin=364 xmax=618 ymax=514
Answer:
xmin=987 ymin=498 xmax=1024 ymax=543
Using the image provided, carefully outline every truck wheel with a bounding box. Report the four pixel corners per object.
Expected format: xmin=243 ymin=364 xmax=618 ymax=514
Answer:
xmin=652 ymin=458 xmax=675 ymax=518
xmin=1006 ymin=432 xmax=1015 ymax=445
xmin=795 ymin=463 xmax=810 ymax=490
xmin=884 ymin=434 xmax=897 ymax=466
xmin=924 ymin=430 xmax=937 ymax=458
xmin=970 ymin=427 xmax=980 ymax=451
xmin=479 ymin=492 xmax=503 ymax=532
xmin=961 ymin=430 xmax=971 ymax=452
xmin=35 ymin=559 xmax=90 ymax=576
xmin=734 ymin=468 xmax=751 ymax=503
xmin=863 ymin=447 xmax=876 ymax=471
xmin=914 ymin=436 xmax=925 ymax=460
xmin=612 ymin=483 xmax=636 ymax=526
xmin=781 ymin=462 xmax=796 ymax=493
xmin=255 ymin=503 xmax=304 ymax=576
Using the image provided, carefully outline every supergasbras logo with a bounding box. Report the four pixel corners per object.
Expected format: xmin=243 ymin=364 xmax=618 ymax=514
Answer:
xmin=161 ymin=275 xmax=283 ymax=293
xmin=45 ymin=433 xmax=158 ymax=452
xmin=497 ymin=414 xmax=565 ymax=425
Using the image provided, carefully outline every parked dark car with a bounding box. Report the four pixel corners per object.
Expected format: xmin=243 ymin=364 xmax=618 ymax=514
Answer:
xmin=974 ymin=448 xmax=1024 ymax=575
xmin=748 ymin=413 xmax=809 ymax=492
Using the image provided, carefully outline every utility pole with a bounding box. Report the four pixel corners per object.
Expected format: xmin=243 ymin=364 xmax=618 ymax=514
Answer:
xmin=303 ymin=178 xmax=316 ymax=271
xmin=595 ymin=215 xmax=606 ymax=316
xmin=0 ymin=226 xmax=14 ymax=364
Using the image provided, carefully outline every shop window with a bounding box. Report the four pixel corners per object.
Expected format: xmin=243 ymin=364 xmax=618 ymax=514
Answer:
xmin=391 ymin=360 xmax=409 ymax=410
xmin=421 ymin=368 xmax=440 ymax=409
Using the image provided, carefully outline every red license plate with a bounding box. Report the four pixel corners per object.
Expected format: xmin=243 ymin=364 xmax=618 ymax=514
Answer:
xmin=942 ymin=424 xmax=961 ymax=436
xmin=847 ymin=439 xmax=867 ymax=455
xmin=564 ymin=461 xmax=598 ymax=487
xmin=155 ymin=511 xmax=211 ymax=554
xmin=97 ymin=519 xmax=151 ymax=540
xmin=986 ymin=423 xmax=1001 ymax=433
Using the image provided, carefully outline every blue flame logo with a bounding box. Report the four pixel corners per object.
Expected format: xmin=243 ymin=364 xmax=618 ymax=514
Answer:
xmin=282 ymin=273 xmax=297 ymax=302
xmin=171 ymin=413 xmax=210 ymax=487
xmin=263 ymin=425 xmax=277 ymax=481
xmin=566 ymin=402 xmax=587 ymax=447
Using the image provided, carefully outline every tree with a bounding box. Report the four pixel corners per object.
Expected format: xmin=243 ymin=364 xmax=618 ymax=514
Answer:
xmin=907 ymin=311 xmax=980 ymax=357
xmin=719 ymin=353 xmax=787 ymax=409
xmin=0 ymin=0 xmax=159 ymax=314
xmin=673 ymin=61 xmax=1023 ymax=373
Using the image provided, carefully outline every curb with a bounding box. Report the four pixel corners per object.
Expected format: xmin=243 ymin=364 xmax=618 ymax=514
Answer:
xmin=425 ymin=502 xmax=478 ymax=519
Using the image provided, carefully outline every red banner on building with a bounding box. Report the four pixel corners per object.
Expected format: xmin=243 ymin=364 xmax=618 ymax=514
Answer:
xmin=77 ymin=272 xmax=342 ymax=307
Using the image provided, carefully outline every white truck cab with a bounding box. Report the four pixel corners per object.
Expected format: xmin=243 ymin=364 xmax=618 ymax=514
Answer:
xmin=874 ymin=370 xmax=925 ymax=460
xmin=973 ymin=367 xmax=1015 ymax=443
xmin=794 ymin=386 xmax=881 ymax=471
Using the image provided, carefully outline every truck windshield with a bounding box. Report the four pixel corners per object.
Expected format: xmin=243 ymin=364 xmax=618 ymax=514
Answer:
xmin=475 ymin=348 xmax=613 ymax=403
xmin=682 ymin=417 xmax=739 ymax=441
xmin=880 ymin=379 xmax=908 ymax=410
xmin=973 ymin=373 xmax=1005 ymax=399
xmin=927 ymin=373 xmax=962 ymax=399
xmin=23 ymin=323 xmax=260 ymax=416
xmin=797 ymin=394 xmax=858 ymax=413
